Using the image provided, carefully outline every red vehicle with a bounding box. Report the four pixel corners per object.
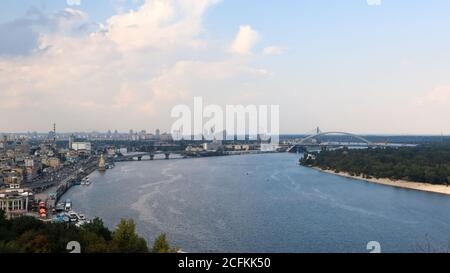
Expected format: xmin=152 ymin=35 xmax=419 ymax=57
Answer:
xmin=39 ymin=201 xmax=47 ymax=218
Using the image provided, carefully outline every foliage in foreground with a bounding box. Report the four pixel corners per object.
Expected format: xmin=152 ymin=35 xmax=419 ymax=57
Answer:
xmin=300 ymin=144 xmax=450 ymax=185
xmin=0 ymin=210 xmax=178 ymax=253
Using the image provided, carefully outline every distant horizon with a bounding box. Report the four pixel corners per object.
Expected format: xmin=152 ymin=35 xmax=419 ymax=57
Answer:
xmin=1 ymin=130 xmax=450 ymax=137
xmin=1 ymin=0 xmax=450 ymax=134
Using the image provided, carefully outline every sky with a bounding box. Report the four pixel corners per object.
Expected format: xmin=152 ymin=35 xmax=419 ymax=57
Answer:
xmin=1 ymin=0 xmax=450 ymax=134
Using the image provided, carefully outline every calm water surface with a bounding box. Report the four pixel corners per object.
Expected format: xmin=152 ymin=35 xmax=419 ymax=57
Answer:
xmin=62 ymin=153 xmax=450 ymax=253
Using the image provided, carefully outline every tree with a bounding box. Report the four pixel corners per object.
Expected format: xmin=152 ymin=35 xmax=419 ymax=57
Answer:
xmin=0 ymin=212 xmax=177 ymax=253
xmin=299 ymin=144 xmax=450 ymax=185
xmin=80 ymin=231 xmax=111 ymax=253
xmin=112 ymin=219 xmax=148 ymax=253
xmin=82 ymin=217 xmax=112 ymax=241
xmin=17 ymin=231 xmax=51 ymax=253
xmin=0 ymin=210 xmax=11 ymax=243
xmin=152 ymin=233 xmax=177 ymax=253
xmin=152 ymin=233 xmax=169 ymax=253
xmin=0 ymin=210 xmax=6 ymax=224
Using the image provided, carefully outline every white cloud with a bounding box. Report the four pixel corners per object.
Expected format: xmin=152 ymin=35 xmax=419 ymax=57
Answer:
xmin=106 ymin=0 xmax=221 ymax=52
xmin=67 ymin=0 xmax=82 ymax=6
xmin=417 ymin=85 xmax=450 ymax=105
xmin=263 ymin=46 xmax=285 ymax=55
xmin=230 ymin=25 xmax=259 ymax=55
xmin=58 ymin=8 xmax=87 ymax=20
xmin=55 ymin=8 xmax=89 ymax=31
xmin=0 ymin=0 xmax=272 ymax=132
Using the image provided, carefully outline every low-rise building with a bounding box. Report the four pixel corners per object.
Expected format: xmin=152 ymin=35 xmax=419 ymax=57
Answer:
xmin=6 ymin=149 xmax=15 ymax=159
xmin=42 ymin=157 xmax=61 ymax=169
xmin=203 ymin=141 xmax=223 ymax=152
xmin=0 ymin=184 xmax=33 ymax=219
xmin=106 ymin=147 xmax=116 ymax=157
xmin=159 ymin=133 xmax=173 ymax=142
xmin=241 ymin=145 xmax=250 ymax=151
xmin=71 ymin=142 xmax=91 ymax=153
xmin=185 ymin=145 xmax=204 ymax=153
xmin=24 ymin=157 xmax=41 ymax=182
xmin=2 ymin=168 xmax=24 ymax=186
xmin=304 ymin=153 xmax=316 ymax=160
xmin=260 ymin=144 xmax=279 ymax=152
xmin=66 ymin=150 xmax=79 ymax=163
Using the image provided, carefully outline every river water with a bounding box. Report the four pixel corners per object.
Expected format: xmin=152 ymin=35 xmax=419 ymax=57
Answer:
xmin=61 ymin=153 xmax=450 ymax=253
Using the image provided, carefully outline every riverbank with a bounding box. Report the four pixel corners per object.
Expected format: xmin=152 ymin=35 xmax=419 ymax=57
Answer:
xmin=312 ymin=167 xmax=450 ymax=196
xmin=35 ymin=159 xmax=98 ymax=205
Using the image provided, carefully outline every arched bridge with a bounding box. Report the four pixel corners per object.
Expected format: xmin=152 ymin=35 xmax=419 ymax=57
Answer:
xmin=288 ymin=128 xmax=373 ymax=152
xmin=298 ymin=131 xmax=372 ymax=145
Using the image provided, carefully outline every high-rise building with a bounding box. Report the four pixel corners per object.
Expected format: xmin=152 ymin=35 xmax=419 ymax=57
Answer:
xmin=0 ymin=135 xmax=7 ymax=150
xmin=68 ymin=134 xmax=75 ymax=150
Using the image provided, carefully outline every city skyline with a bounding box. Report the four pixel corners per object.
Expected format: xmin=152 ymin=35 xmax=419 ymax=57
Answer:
xmin=1 ymin=0 xmax=450 ymax=134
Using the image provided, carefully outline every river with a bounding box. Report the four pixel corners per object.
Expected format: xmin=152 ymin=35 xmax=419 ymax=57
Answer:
xmin=61 ymin=153 xmax=450 ymax=253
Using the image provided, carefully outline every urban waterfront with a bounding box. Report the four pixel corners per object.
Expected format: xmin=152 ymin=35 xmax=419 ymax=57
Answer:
xmin=62 ymin=153 xmax=450 ymax=253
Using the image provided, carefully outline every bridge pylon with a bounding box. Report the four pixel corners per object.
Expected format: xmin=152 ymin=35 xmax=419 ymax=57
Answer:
xmin=316 ymin=127 xmax=322 ymax=135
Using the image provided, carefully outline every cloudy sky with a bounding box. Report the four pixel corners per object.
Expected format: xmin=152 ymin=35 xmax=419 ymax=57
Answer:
xmin=1 ymin=0 xmax=450 ymax=134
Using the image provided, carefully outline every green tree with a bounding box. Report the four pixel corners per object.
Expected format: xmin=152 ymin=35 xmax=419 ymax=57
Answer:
xmin=80 ymin=231 xmax=111 ymax=253
xmin=17 ymin=231 xmax=51 ymax=253
xmin=299 ymin=144 xmax=450 ymax=185
xmin=152 ymin=233 xmax=177 ymax=253
xmin=112 ymin=219 xmax=148 ymax=253
xmin=0 ymin=210 xmax=179 ymax=253
xmin=82 ymin=217 xmax=112 ymax=241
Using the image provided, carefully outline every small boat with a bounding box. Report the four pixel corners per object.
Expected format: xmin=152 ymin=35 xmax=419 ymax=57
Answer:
xmin=55 ymin=203 xmax=65 ymax=213
xmin=53 ymin=214 xmax=66 ymax=223
xmin=81 ymin=177 xmax=90 ymax=185
xmin=75 ymin=220 xmax=87 ymax=227
xmin=65 ymin=199 xmax=72 ymax=211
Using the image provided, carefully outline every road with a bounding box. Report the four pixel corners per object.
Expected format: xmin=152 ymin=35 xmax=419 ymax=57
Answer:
xmin=24 ymin=157 xmax=98 ymax=193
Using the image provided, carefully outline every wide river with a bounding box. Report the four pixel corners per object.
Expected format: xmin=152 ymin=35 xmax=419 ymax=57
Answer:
xmin=62 ymin=153 xmax=450 ymax=253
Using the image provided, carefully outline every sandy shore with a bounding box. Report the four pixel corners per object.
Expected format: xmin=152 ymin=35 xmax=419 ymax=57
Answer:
xmin=312 ymin=167 xmax=450 ymax=196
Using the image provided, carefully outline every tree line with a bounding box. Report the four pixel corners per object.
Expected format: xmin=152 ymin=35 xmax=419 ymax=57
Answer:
xmin=300 ymin=144 xmax=450 ymax=185
xmin=0 ymin=210 xmax=177 ymax=253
